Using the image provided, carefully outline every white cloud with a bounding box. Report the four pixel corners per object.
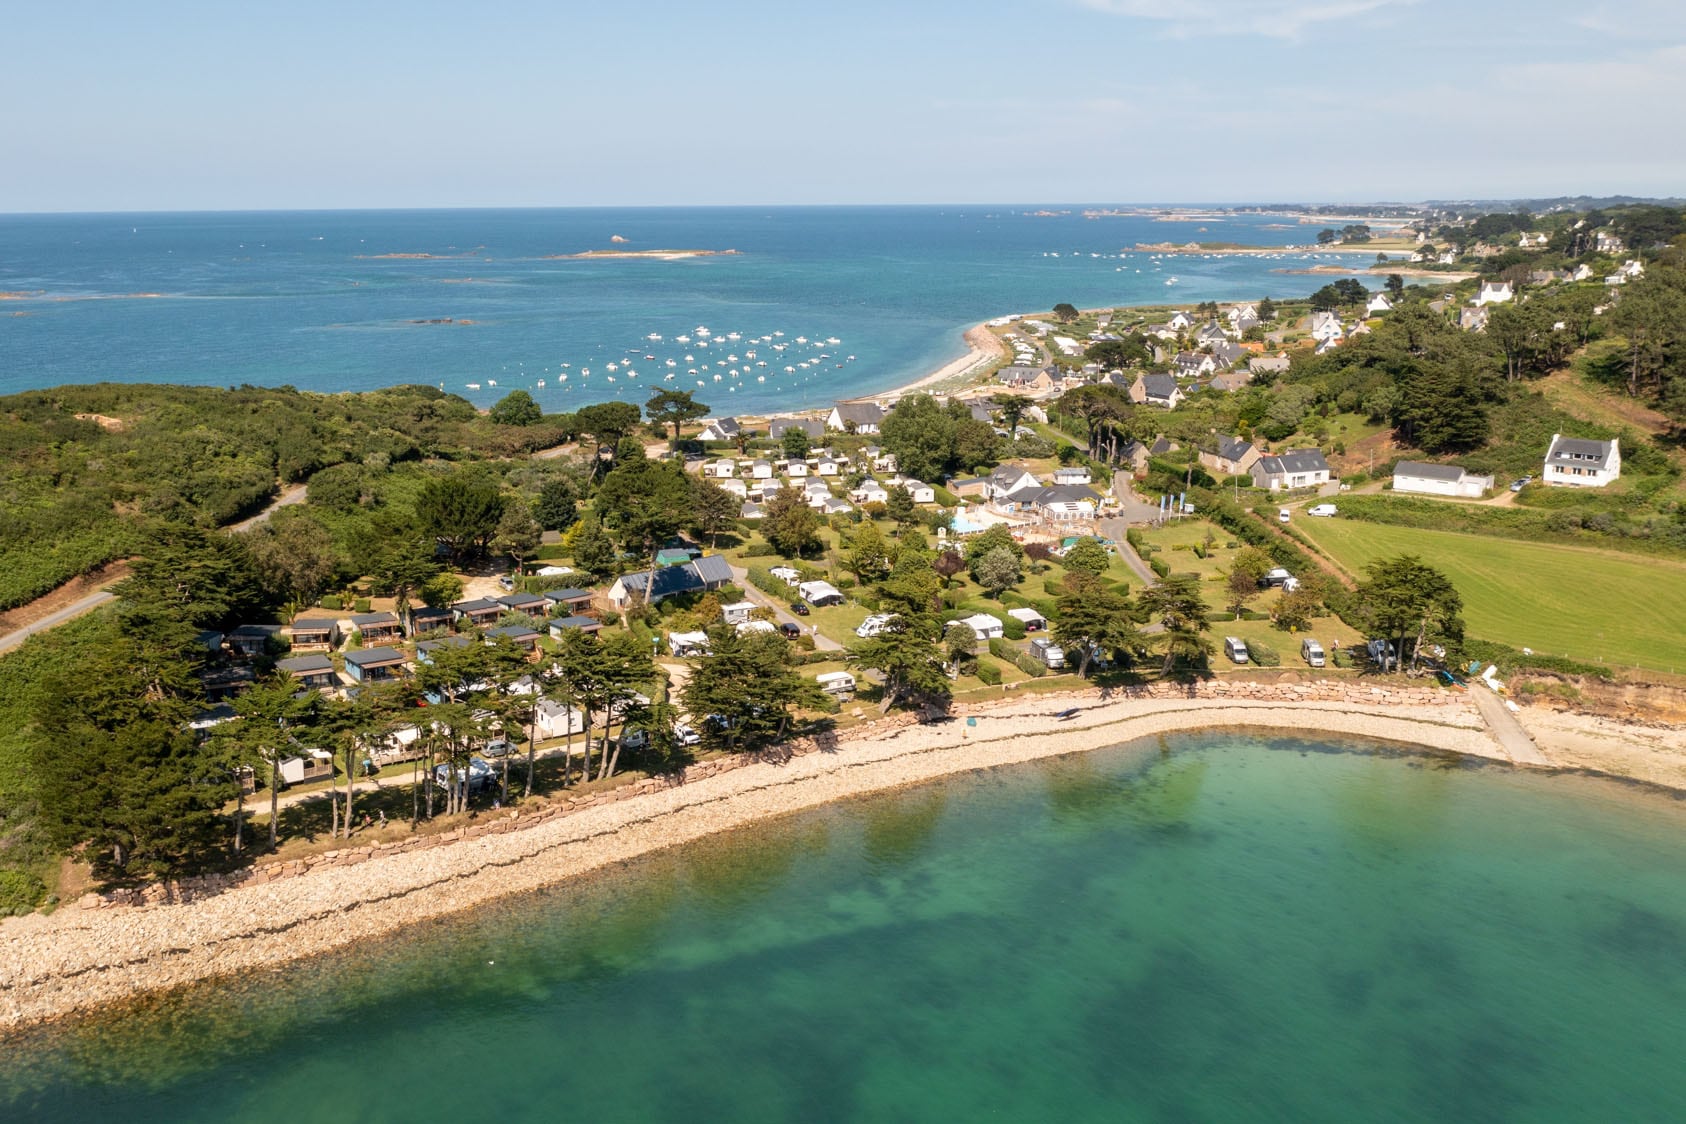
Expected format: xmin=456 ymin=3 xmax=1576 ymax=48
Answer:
xmin=1075 ymin=0 xmax=1413 ymax=39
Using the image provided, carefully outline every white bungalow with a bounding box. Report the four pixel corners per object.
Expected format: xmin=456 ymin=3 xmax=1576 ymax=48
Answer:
xmin=1391 ymin=461 xmax=1494 ymax=498
xmin=704 ymin=459 xmax=737 ymax=479
xmin=850 ymin=479 xmax=890 ymax=505
xmin=958 ymin=613 xmax=1005 ymax=641
xmin=750 ymin=459 xmax=774 ymax=480
xmin=785 ymin=459 xmax=809 ymax=478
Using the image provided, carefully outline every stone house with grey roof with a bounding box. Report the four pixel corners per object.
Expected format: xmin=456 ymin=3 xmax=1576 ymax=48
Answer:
xmin=1250 ymin=449 xmax=1332 ymax=491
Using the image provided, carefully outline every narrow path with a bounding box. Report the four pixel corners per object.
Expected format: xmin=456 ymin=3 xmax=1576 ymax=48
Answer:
xmin=1470 ymin=686 xmax=1552 ymax=765
xmin=0 ymin=591 xmax=116 ymax=654
xmin=726 ymin=562 xmax=843 ymax=651
xmin=228 ymin=482 xmax=308 ymax=532
xmin=1095 ymin=518 xmax=1156 ymax=586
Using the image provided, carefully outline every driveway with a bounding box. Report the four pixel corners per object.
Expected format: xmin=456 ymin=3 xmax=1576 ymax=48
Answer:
xmin=726 ymin=562 xmax=843 ymax=651
xmin=0 ymin=590 xmax=117 ymax=654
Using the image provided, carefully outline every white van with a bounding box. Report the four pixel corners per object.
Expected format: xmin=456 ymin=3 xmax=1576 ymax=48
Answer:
xmin=1029 ymin=638 xmax=1066 ymax=670
xmin=1223 ymin=636 xmax=1249 ymax=664
xmin=1307 ymin=503 xmax=1338 ymax=517
xmin=1301 ymin=638 xmax=1326 ymax=667
xmin=855 ymin=613 xmax=897 ymax=638
xmin=815 ymin=671 xmax=856 ymax=696
xmin=1278 ymin=507 xmax=1291 ymax=523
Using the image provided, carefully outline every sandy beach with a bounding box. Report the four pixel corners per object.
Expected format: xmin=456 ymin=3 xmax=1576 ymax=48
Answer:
xmin=0 ymin=682 xmax=1562 ymax=1031
xmin=852 ymin=322 xmax=1008 ymax=403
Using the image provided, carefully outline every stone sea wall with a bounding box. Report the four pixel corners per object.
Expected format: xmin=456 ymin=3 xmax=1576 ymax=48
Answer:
xmin=78 ymin=680 xmax=1467 ymax=912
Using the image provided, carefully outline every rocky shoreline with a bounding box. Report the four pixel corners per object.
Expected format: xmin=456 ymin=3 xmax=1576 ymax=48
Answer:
xmin=0 ymin=683 xmax=1505 ymax=1031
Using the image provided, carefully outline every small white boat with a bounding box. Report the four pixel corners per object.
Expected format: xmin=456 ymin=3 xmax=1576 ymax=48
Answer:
xmin=466 ymin=382 xmax=481 ymax=390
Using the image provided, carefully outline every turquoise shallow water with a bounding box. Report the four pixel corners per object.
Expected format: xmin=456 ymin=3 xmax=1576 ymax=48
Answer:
xmin=0 ymin=207 xmax=1383 ymax=413
xmin=5 ymin=733 xmax=1685 ymax=1122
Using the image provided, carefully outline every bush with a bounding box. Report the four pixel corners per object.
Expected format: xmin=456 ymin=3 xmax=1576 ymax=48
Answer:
xmin=975 ymin=658 xmax=1002 ymax=686
xmin=321 ymin=594 xmax=344 ymax=610
xmin=1206 ymin=611 xmax=1237 ymax=622
xmin=1248 ymin=640 xmax=1281 ymax=667
xmin=988 ymin=637 xmax=1016 ymax=662
xmin=1014 ymin=652 xmax=1047 ymax=677
xmin=0 ymin=870 xmax=47 ymax=916
xmin=1239 ymin=608 xmax=1269 ymax=621
xmin=1460 ymin=638 xmax=1615 ymax=680
xmin=1331 ymin=647 xmax=1355 ymax=669
xmin=354 ymin=597 xmax=372 ymax=613
xmin=741 ymin=540 xmax=779 ymax=558
xmin=1003 ymin=616 xmax=1027 ymax=641
xmin=1043 ymin=577 xmax=1065 ymax=597
xmin=746 ymin=566 xmax=785 ymax=596
xmin=1149 ymin=557 xmax=1171 ymax=579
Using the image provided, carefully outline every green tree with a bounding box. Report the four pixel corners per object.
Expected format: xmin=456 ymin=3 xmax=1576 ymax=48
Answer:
xmin=1355 ymin=554 xmax=1464 ymax=670
xmin=240 ymin=511 xmax=338 ymax=612
xmin=879 ymin=394 xmax=958 ymax=482
xmin=1258 ymin=297 xmax=1277 ymax=321
xmin=780 ymin=426 xmax=811 ymax=460
xmin=307 ymin=463 xmax=365 ymax=511
xmin=1274 ymin=587 xmax=1321 ymax=632
xmin=690 ymin=477 xmax=741 ymax=549
xmin=491 ymin=496 xmax=543 ymax=572
xmin=1054 ymin=573 xmax=1139 ymax=676
xmin=418 ymin=572 xmax=464 ymax=610
xmin=534 ymin=477 xmax=579 ymax=532
xmin=848 ymin=617 xmax=951 ymax=715
xmin=118 ymin=525 xmax=266 ymax=629
xmin=1053 ymin=302 xmax=1080 ymax=322
xmin=32 ymin=622 xmax=236 ymax=878
xmin=415 ymin=474 xmax=505 ymax=560
xmin=973 ymin=546 xmax=1023 ymax=598
xmin=761 ymin=484 xmax=822 ymax=558
xmin=885 ymin=484 xmax=917 ymax=528
xmin=575 ymin=401 xmax=643 ymax=470
xmin=595 ymin=453 xmax=692 ymax=591
xmin=942 ymin=620 xmax=978 ymax=672
xmin=1385 ymin=274 xmax=1406 ymax=299
xmin=1084 ymin=338 xmax=1150 ymax=369
xmin=844 ymin=520 xmax=892 ymax=584
xmin=570 ymin=514 xmax=618 ymax=579
xmin=681 ymin=629 xmax=823 ymax=752
xmin=1138 ymin=574 xmax=1212 ymax=676
xmin=645 ymin=389 xmax=710 ymax=446
xmin=1062 ymin=537 xmax=1110 ymax=577
xmin=489 ymin=389 xmax=543 ymax=426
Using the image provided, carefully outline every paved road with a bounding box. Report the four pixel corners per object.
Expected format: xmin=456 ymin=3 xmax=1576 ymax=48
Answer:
xmin=726 ymin=562 xmax=843 ymax=651
xmin=1095 ymin=518 xmax=1157 ymax=587
xmin=1470 ymin=685 xmax=1552 ymax=765
xmin=0 ymin=590 xmax=117 ymax=654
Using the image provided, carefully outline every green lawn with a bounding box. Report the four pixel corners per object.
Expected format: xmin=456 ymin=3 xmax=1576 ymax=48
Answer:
xmin=1296 ymin=517 xmax=1686 ymax=674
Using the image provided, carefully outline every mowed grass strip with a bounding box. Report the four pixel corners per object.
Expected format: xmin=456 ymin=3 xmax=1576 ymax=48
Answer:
xmin=1296 ymin=517 xmax=1686 ymax=674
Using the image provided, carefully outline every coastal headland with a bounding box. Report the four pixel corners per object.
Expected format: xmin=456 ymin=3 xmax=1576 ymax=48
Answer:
xmin=0 ymin=680 xmax=1614 ymax=1032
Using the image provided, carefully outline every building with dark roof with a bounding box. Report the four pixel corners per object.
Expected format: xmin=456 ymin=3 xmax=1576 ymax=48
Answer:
xmin=1251 ymin=450 xmax=1332 ymax=492
xmin=1543 ymin=434 xmax=1621 ymax=488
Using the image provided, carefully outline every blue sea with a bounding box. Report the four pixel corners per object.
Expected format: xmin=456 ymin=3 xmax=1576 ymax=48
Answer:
xmin=0 ymin=207 xmax=1383 ymax=414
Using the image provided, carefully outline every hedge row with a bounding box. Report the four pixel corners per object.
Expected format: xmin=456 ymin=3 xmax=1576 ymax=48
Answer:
xmin=975 ymin=658 xmax=1002 ymax=686
xmin=1248 ymin=639 xmax=1281 ymax=667
xmin=988 ymin=637 xmax=1017 ymax=662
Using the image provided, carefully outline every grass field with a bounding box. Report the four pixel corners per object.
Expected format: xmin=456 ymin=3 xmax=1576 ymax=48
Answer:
xmin=1296 ymin=517 xmax=1686 ymax=674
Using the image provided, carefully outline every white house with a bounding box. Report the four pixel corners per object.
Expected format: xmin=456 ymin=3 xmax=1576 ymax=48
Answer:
xmin=814 ymin=456 xmax=843 ymax=476
xmin=827 ymin=402 xmax=884 ymax=434
xmin=1052 ymin=465 xmax=1092 ymax=486
xmin=535 ymin=699 xmax=586 ymax=739
xmin=958 ymin=613 xmax=1005 ymax=641
xmin=667 ymin=630 xmax=711 ymax=658
xmin=1309 ymin=311 xmax=1344 ymax=342
xmin=718 ymin=478 xmax=748 ymax=498
xmin=704 ymin=459 xmax=736 ymax=479
xmin=1251 ymin=450 xmax=1332 ymax=491
xmin=785 ymin=459 xmax=809 ymax=478
xmin=750 ymin=459 xmax=774 ymax=480
xmin=1543 ymin=433 xmax=1621 ymax=488
xmin=891 ymin=477 xmax=937 ymax=504
xmin=697 ymin=417 xmax=742 ymax=443
xmin=721 ymin=600 xmax=757 ymax=626
xmin=850 ymin=479 xmax=890 ymax=505
xmin=987 ymin=464 xmax=1041 ymax=501
xmin=1392 ymin=460 xmax=1494 ymax=498
xmin=1166 ymin=310 xmax=1195 ymax=331
xmin=1366 ymin=294 xmax=1393 ymax=315
xmin=1474 ymin=281 xmax=1514 ymax=306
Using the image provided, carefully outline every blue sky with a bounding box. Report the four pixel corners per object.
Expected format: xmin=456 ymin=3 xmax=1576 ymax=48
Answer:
xmin=4 ymin=0 xmax=1683 ymax=211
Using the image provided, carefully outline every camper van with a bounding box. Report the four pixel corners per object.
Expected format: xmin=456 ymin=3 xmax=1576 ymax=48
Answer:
xmin=1278 ymin=507 xmax=1291 ymax=523
xmin=815 ymin=671 xmax=856 ymax=697
xmin=1223 ymin=637 xmax=1250 ymax=664
xmin=1300 ymin=638 xmax=1326 ymax=667
xmin=1029 ymin=638 xmax=1066 ymax=670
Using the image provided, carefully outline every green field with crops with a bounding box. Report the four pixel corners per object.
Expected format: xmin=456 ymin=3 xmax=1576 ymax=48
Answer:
xmin=1296 ymin=517 xmax=1686 ymax=674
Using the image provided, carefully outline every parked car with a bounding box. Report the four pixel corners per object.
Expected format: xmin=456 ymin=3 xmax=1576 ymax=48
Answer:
xmin=1364 ymin=638 xmax=1399 ymax=672
xmin=483 ymin=738 xmax=514 ymax=758
xmin=497 ymin=574 xmax=515 ymax=591
xmin=778 ymin=621 xmax=802 ymax=639
xmin=1510 ymin=475 xmax=1533 ymax=492
xmin=1278 ymin=508 xmax=1291 ymax=523
xmin=673 ymin=723 xmax=701 ymax=747
xmin=1300 ymin=638 xmax=1326 ymax=668
xmin=788 ymin=601 xmax=810 ymax=616
xmin=618 ymin=728 xmax=649 ymax=752
xmin=1223 ymin=636 xmax=1250 ymax=664
xmin=855 ymin=613 xmax=897 ymax=638
xmin=1307 ymin=503 xmax=1338 ymax=517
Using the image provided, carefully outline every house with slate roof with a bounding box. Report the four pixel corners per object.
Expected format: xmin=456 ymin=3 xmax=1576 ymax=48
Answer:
xmin=768 ymin=417 xmax=826 ymax=441
xmin=288 ymin=616 xmax=339 ymax=652
xmin=1392 ymin=461 xmax=1494 ymax=498
xmin=1130 ymin=372 xmax=1185 ymax=408
xmin=451 ymin=598 xmax=504 ymax=629
xmin=607 ymin=553 xmax=735 ymax=608
xmin=996 ymin=365 xmax=1056 ymax=392
xmin=1250 ymin=449 xmax=1333 ymax=491
xmin=697 ymin=416 xmax=742 ymax=442
xmin=1199 ymin=436 xmax=1260 ymax=478
xmin=276 ymin=654 xmax=339 ymax=693
xmin=1543 ymin=434 xmax=1621 ymax=488
xmin=350 ymin=612 xmax=403 ymax=645
xmin=827 ymin=402 xmax=884 ymax=434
